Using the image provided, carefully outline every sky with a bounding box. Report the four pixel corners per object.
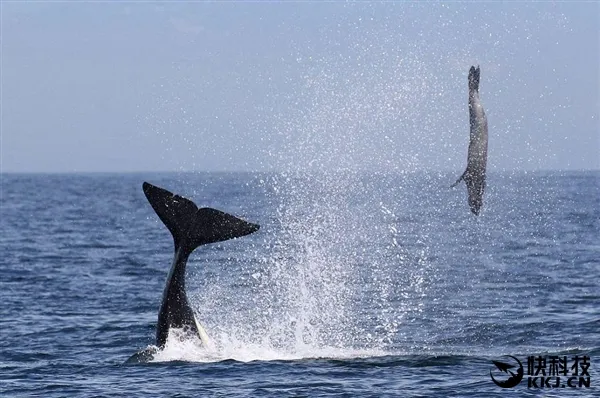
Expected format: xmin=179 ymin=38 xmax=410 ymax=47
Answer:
xmin=2 ymin=1 xmax=599 ymax=173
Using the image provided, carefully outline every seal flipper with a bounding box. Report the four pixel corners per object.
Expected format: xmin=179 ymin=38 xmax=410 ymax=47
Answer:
xmin=450 ymin=169 xmax=467 ymax=188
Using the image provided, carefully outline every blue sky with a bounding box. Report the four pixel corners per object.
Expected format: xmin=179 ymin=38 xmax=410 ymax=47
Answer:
xmin=2 ymin=2 xmax=598 ymax=172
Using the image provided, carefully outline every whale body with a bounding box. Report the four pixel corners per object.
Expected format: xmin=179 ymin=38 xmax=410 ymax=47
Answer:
xmin=127 ymin=182 xmax=259 ymax=363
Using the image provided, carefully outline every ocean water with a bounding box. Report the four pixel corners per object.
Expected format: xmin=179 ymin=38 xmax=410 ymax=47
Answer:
xmin=1 ymin=171 xmax=598 ymax=397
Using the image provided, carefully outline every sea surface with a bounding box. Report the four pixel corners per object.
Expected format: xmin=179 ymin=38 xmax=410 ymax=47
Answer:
xmin=1 ymin=171 xmax=598 ymax=397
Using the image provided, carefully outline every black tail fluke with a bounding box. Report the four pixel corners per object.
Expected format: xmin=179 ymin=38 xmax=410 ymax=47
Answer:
xmin=468 ymin=65 xmax=480 ymax=92
xmin=142 ymin=182 xmax=198 ymax=249
xmin=142 ymin=182 xmax=259 ymax=252
xmin=187 ymin=207 xmax=260 ymax=248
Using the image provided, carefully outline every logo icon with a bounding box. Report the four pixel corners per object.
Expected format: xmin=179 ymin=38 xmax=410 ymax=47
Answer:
xmin=490 ymin=356 xmax=524 ymax=388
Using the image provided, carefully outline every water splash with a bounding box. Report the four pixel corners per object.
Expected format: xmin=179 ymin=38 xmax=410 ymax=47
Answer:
xmin=174 ymin=171 xmax=436 ymax=364
xmin=150 ymin=326 xmax=388 ymax=363
xmin=152 ymin=14 xmax=456 ymax=362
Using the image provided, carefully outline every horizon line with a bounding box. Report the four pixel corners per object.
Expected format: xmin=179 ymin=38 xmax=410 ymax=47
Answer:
xmin=1 ymin=168 xmax=599 ymax=175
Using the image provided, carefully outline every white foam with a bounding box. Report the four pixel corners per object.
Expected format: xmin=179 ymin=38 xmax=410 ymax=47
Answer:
xmin=150 ymin=328 xmax=388 ymax=363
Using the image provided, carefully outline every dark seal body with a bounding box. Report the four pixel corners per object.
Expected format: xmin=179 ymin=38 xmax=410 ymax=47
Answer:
xmin=452 ymin=66 xmax=489 ymax=215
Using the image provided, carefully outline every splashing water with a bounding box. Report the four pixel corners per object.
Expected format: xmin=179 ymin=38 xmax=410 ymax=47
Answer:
xmin=154 ymin=171 xmax=434 ymax=364
xmin=150 ymin=25 xmax=451 ymax=363
xmin=151 ymin=326 xmax=388 ymax=364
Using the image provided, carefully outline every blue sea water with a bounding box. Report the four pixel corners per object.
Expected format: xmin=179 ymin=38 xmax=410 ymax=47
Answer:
xmin=1 ymin=171 xmax=598 ymax=397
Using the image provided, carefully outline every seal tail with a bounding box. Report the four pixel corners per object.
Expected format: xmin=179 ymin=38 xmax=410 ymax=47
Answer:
xmin=468 ymin=65 xmax=480 ymax=92
xmin=142 ymin=182 xmax=259 ymax=253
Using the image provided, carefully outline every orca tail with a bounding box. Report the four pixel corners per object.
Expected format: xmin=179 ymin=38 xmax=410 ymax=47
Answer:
xmin=468 ymin=65 xmax=480 ymax=92
xmin=450 ymin=170 xmax=467 ymax=188
xmin=142 ymin=182 xmax=260 ymax=252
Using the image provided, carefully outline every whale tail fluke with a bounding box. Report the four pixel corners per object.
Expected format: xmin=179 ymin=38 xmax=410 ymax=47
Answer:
xmin=142 ymin=182 xmax=259 ymax=253
xmin=468 ymin=65 xmax=480 ymax=92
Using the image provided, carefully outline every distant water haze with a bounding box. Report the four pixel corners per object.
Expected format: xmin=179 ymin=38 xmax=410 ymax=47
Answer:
xmin=2 ymin=2 xmax=598 ymax=173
